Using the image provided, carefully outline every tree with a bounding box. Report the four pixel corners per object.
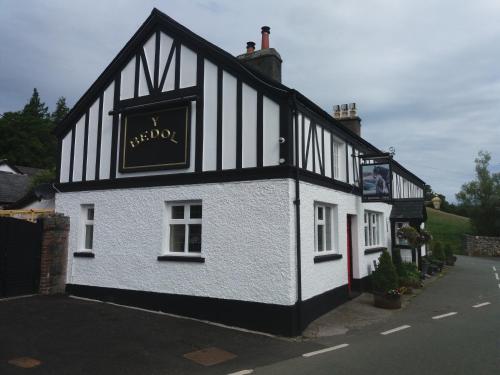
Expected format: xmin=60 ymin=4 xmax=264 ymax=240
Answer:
xmin=0 ymin=89 xmax=59 ymax=169
xmin=456 ymin=151 xmax=500 ymax=236
xmin=22 ymin=88 xmax=49 ymax=119
xmin=51 ymin=97 xmax=69 ymax=124
xmin=371 ymin=251 xmax=399 ymax=293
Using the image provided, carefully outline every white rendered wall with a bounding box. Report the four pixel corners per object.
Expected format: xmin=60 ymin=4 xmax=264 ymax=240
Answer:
xmin=241 ymin=83 xmax=257 ymax=168
xmin=120 ymin=58 xmax=135 ymax=100
xmin=0 ymin=164 xmax=17 ymax=173
xmin=56 ymin=179 xmax=296 ymax=305
xmin=180 ymin=45 xmax=197 ymax=88
xmin=20 ymin=198 xmax=55 ymax=210
xmin=262 ymin=96 xmax=280 ymax=166
xmin=298 ymin=181 xmax=392 ymax=301
xmin=86 ymin=99 xmax=100 ymax=181
xmin=72 ymin=117 xmax=85 ymax=182
xmin=202 ymin=59 xmax=218 ymax=171
xmin=60 ymin=130 xmax=72 ymax=182
xmin=99 ymin=83 xmax=114 ymax=180
xmin=221 ymin=71 xmax=237 ymax=169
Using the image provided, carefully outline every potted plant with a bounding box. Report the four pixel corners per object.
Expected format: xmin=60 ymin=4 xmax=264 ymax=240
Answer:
xmin=372 ymin=251 xmax=403 ymax=309
xmin=429 ymin=242 xmax=445 ymax=272
xmin=444 ymin=244 xmax=457 ymax=266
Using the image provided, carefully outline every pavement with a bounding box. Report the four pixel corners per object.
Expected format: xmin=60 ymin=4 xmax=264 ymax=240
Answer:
xmin=303 ymin=273 xmax=443 ymax=339
xmin=0 ymin=255 xmax=499 ymax=374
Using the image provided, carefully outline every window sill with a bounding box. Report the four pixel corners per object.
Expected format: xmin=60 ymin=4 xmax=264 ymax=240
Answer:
xmin=73 ymin=251 xmax=95 ymax=258
xmin=157 ymin=255 xmax=205 ymax=263
xmin=314 ymin=253 xmax=342 ymax=263
xmin=364 ymin=247 xmax=386 ymax=255
xmin=394 ymin=244 xmax=413 ymax=249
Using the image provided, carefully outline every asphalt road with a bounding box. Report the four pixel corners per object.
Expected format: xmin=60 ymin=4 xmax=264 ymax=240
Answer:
xmin=0 ymin=255 xmax=498 ymax=374
xmin=255 ymin=255 xmax=500 ymax=375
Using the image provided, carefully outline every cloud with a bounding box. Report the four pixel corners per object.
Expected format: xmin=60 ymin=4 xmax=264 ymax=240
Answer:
xmin=1 ymin=0 xmax=500 ymax=201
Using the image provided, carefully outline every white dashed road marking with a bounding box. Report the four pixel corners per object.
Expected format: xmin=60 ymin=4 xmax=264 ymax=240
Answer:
xmin=495 ymin=273 xmax=499 ymax=280
xmin=227 ymin=370 xmax=254 ymax=375
xmin=302 ymin=344 xmax=349 ymax=358
xmin=432 ymin=312 xmax=457 ymax=320
xmin=473 ymin=302 xmax=491 ymax=308
xmin=380 ymin=325 xmax=411 ymax=335
xmin=493 ymin=266 xmax=497 ymax=272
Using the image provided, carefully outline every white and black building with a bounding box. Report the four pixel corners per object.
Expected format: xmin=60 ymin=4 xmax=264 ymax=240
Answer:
xmin=54 ymin=9 xmax=426 ymax=336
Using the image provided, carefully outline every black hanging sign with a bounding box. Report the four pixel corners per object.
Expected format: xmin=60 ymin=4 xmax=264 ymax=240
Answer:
xmin=360 ymin=153 xmax=393 ymax=202
xmin=360 ymin=162 xmax=392 ymax=202
xmin=119 ymin=104 xmax=191 ymax=173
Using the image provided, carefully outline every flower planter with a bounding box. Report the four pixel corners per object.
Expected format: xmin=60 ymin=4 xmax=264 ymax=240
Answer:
xmin=373 ymin=292 xmax=402 ymax=309
xmin=446 ymin=256 xmax=457 ymax=266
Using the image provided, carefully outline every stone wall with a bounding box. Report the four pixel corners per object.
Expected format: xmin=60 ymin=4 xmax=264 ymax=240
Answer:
xmin=39 ymin=215 xmax=69 ymax=294
xmin=463 ymin=234 xmax=500 ymax=257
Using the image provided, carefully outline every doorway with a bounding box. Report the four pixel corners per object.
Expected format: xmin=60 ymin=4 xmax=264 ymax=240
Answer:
xmin=346 ymin=215 xmax=354 ymax=293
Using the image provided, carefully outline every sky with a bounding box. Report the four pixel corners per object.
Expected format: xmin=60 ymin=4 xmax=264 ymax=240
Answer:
xmin=1 ymin=0 xmax=500 ymax=201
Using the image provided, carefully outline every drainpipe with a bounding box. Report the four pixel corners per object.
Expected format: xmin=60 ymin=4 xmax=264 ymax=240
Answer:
xmin=291 ymin=93 xmax=302 ymax=334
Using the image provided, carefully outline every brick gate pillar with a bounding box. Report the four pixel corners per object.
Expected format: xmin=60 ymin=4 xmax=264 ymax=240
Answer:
xmin=39 ymin=215 xmax=69 ymax=295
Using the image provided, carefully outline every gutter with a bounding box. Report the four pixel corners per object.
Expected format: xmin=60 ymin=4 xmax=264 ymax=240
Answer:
xmin=291 ymin=93 xmax=302 ymax=334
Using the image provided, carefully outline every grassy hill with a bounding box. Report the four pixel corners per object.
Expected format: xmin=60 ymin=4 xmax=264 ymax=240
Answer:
xmin=426 ymin=207 xmax=473 ymax=254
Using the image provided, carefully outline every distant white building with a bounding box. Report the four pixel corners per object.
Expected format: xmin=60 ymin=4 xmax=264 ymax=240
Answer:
xmin=54 ymin=9 xmax=426 ymax=336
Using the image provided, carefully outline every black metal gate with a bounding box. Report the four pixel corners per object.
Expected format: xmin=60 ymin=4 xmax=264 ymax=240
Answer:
xmin=0 ymin=217 xmax=43 ymax=297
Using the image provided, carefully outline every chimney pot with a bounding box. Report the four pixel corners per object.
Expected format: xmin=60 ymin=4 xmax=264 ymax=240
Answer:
xmin=261 ymin=26 xmax=270 ymax=49
xmin=237 ymin=25 xmax=281 ymax=82
xmin=341 ymin=104 xmax=349 ymax=118
xmin=349 ymin=102 xmax=357 ymax=117
xmin=246 ymin=41 xmax=256 ymax=54
xmin=333 ymin=103 xmax=362 ymax=136
xmin=334 ymin=105 xmax=341 ymax=119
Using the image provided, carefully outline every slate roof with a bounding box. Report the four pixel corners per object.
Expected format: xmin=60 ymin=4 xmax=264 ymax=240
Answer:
xmin=390 ymin=201 xmax=427 ymax=221
xmin=7 ymin=183 xmax=56 ymax=209
xmin=0 ymin=171 xmax=31 ymax=204
xmin=16 ymin=165 xmax=44 ymax=177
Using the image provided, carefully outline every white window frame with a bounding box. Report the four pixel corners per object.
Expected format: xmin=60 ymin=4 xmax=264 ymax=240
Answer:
xmin=164 ymin=201 xmax=203 ymax=256
xmin=80 ymin=204 xmax=95 ymax=252
xmin=314 ymin=203 xmax=338 ymax=253
xmin=364 ymin=211 xmax=383 ymax=248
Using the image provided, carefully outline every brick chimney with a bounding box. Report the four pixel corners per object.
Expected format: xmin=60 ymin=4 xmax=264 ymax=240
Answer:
xmin=237 ymin=26 xmax=282 ymax=82
xmin=334 ymin=103 xmax=361 ymax=136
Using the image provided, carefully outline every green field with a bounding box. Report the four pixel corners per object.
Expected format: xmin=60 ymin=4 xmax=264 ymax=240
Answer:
xmin=425 ymin=207 xmax=473 ymax=254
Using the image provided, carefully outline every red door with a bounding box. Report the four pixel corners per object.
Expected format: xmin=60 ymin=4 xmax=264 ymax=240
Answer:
xmin=346 ymin=215 xmax=354 ymax=293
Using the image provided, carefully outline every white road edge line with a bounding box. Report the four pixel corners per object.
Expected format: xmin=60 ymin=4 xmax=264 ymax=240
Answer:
xmin=380 ymin=325 xmax=411 ymax=335
xmin=495 ymin=273 xmax=499 ymax=280
xmin=302 ymin=344 xmax=349 ymax=358
xmin=432 ymin=312 xmax=457 ymax=320
xmin=70 ymin=296 xmax=278 ymax=338
xmin=473 ymin=302 xmax=491 ymax=308
xmin=227 ymin=370 xmax=254 ymax=375
xmin=0 ymin=294 xmax=36 ymax=302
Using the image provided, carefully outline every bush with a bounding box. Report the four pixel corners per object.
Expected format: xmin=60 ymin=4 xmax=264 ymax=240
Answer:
xmin=372 ymin=251 xmax=399 ymax=293
xmin=393 ymin=249 xmax=404 ymax=275
xmin=444 ymin=244 xmax=453 ymax=259
xmin=398 ymin=262 xmax=421 ymax=287
xmin=432 ymin=242 xmax=446 ymax=262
